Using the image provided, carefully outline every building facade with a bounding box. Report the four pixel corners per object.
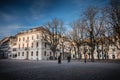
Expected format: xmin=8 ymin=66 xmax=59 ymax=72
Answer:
xmin=14 ymin=27 xmax=55 ymax=60
xmin=0 ymin=37 xmax=10 ymax=59
xmin=0 ymin=26 xmax=119 ymax=60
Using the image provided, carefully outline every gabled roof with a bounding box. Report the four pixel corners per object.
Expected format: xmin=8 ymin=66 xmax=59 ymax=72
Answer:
xmin=0 ymin=37 xmax=10 ymax=45
xmin=16 ymin=26 xmax=47 ymax=35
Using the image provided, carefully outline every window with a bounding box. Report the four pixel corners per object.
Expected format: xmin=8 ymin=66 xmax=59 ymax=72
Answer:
xmin=36 ymin=42 xmax=39 ymax=47
xmin=19 ymin=44 xmax=20 ymax=49
xmin=36 ymin=51 xmax=38 ymax=56
xmin=18 ymin=52 xmax=20 ymax=56
xmin=37 ymin=35 xmax=39 ymax=39
xmin=45 ymin=43 xmax=47 ymax=48
xmin=22 ymin=52 xmax=24 ymax=56
xmin=44 ymin=51 xmax=46 ymax=56
xmin=14 ymin=54 xmax=17 ymax=57
xmin=19 ymin=38 xmax=21 ymax=42
xmin=32 ymin=36 xmax=34 ymax=40
xmin=50 ymin=52 xmax=52 ymax=56
xmin=23 ymin=44 xmax=24 ymax=48
xmin=13 ymin=48 xmax=16 ymax=51
xmin=31 ymin=43 xmax=33 ymax=48
xmin=31 ymin=51 xmax=33 ymax=56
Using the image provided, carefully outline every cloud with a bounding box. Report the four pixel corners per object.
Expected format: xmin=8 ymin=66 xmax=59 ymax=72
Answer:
xmin=0 ymin=24 xmax=22 ymax=39
xmin=0 ymin=11 xmax=19 ymax=24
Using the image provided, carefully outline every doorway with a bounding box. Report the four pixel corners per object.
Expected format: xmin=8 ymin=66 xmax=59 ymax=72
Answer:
xmin=26 ymin=51 xmax=29 ymax=60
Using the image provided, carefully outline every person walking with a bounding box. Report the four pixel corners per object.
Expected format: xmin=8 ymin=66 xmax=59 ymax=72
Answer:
xmin=67 ymin=55 xmax=71 ymax=63
xmin=58 ymin=53 xmax=62 ymax=64
xmin=84 ymin=54 xmax=87 ymax=63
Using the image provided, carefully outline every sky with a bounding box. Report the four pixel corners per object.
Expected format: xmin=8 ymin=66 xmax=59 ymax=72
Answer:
xmin=0 ymin=0 xmax=109 ymax=40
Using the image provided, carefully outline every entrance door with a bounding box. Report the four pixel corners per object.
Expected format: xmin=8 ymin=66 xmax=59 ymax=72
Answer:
xmin=26 ymin=51 xmax=29 ymax=60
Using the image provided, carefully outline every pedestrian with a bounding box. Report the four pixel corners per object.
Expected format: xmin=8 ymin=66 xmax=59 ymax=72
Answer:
xmin=84 ymin=54 xmax=87 ymax=63
xmin=58 ymin=54 xmax=61 ymax=64
xmin=67 ymin=55 xmax=71 ymax=63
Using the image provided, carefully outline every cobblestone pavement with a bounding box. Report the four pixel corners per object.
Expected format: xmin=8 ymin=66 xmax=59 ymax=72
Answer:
xmin=0 ymin=59 xmax=120 ymax=80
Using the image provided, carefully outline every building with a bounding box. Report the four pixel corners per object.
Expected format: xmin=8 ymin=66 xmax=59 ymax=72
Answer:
xmin=0 ymin=37 xmax=11 ymax=59
xmin=14 ymin=27 xmax=56 ymax=60
xmin=0 ymin=26 xmax=119 ymax=60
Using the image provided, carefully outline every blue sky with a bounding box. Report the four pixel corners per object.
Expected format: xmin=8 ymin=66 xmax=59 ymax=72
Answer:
xmin=0 ymin=0 xmax=109 ymax=40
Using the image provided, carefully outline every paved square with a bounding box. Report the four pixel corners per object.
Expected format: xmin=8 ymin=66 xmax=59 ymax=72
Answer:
xmin=0 ymin=59 xmax=120 ymax=80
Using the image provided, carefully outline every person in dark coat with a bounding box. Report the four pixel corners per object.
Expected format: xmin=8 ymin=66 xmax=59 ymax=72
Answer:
xmin=58 ymin=53 xmax=62 ymax=64
xmin=67 ymin=55 xmax=71 ymax=63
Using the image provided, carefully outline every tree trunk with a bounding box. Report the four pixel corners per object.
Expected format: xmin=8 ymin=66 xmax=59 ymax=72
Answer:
xmin=91 ymin=48 xmax=94 ymax=62
xmin=53 ymin=51 xmax=56 ymax=60
xmin=88 ymin=52 xmax=91 ymax=60
xmin=62 ymin=46 xmax=64 ymax=60
xmin=74 ymin=47 xmax=77 ymax=59
xmin=101 ymin=42 xmax=104 ymax=59
xmin=97 ymin=52 xmax=100 ymax=60
xmin=62 ymin=42 xmax=65 ymax=60
xmin=77 ymin=46 xmax=81 ymax=60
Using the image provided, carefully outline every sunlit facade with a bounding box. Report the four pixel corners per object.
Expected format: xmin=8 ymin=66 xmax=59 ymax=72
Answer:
xmin=0 ymin=27 xmax=119 ymax=60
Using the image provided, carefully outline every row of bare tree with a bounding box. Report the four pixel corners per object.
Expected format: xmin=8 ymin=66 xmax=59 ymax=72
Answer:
xmin=42 ymin=0 xmax=120 ymax=61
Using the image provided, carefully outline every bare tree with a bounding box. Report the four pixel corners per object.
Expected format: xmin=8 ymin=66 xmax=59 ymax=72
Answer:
xmin=59 ymin=36 xmax=69 ymax=59
xmin=103 ymin=0 xmax=120 ymax=50
xmin=65 ymin=31 xmax=77 ymax=59
xmin=83 ymin=6 xmax=102 ymax=62
xmin=110 ymin=0 xmax=120 ymax=40
xmin=70 ymin=19 xmax=86 ymax=59
xmin=42 ymin=18 xmax=65 ymax=60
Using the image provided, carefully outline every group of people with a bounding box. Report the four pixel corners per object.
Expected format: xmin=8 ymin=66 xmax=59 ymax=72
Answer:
xmin=58 ymin=54 xmax=71 ymax=64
